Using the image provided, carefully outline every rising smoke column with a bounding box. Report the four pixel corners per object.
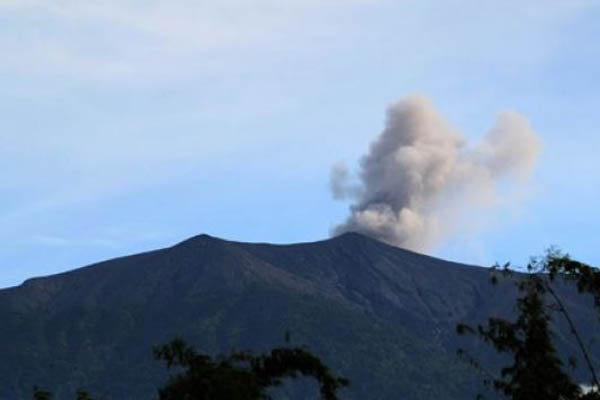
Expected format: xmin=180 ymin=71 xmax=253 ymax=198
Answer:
xmin=331 ymin=95 xmax=541 ymax=251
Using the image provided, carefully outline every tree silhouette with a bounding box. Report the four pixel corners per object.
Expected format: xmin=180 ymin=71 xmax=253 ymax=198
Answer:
xmin=154 ymin=338 xmax=349 ymax=400
xmin=457 ymin=251 xmax=600 ymax=400
xmin=33 ymin=387 xmax=53 ymax=400
xmin=31 ymin=339 xmax=347 ymax=400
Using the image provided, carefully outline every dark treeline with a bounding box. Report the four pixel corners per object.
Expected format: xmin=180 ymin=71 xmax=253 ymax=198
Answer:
xmin=32 ymin=339 xmax=348 ymax=400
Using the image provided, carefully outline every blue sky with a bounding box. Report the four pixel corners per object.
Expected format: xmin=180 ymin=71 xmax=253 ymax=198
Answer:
xmin=1 ymin=0 xmax=599 ymax=288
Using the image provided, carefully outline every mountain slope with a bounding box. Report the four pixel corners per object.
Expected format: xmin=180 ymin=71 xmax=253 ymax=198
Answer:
xmin=0 ymin=233 xmax=596 ymax=399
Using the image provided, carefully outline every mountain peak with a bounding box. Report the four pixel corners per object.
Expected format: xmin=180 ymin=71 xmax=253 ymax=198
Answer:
xmin=173 ymin=233 xmax=222 ymax=247
xmin=329 ymin=231 xmax=404 ymax=252
xmin=172 ymin=231 xmax=385 ymax=251
xmin=332 ymin=231 xmax=378 ymax=243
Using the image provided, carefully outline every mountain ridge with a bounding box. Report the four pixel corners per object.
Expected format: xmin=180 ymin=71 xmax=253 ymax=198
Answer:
xmin=16 ymin=232 xmax=484 ymax=289
xmin=0 ymin=232 xmax=596 ymax=399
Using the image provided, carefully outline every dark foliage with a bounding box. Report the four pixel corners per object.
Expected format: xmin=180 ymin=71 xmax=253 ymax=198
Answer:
xmin=154 ymin=338 xmax=348 ymax=400
xmin=30 ymin=340 xmax=347 ymax=400
xmin=32 ymin=388 xmax=94 ymax=400
xmin=458 ymin=251 xmax=600 ymax=400
xmin=75 ymin=390 xmax=94 ymax=400
xmin=33 ymin=387 xmax=53 ymax=400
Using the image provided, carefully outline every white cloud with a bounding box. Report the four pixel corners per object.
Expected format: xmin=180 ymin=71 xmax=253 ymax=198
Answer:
xmin=0 ymin=0 xmax=381 ymax=81
xmin=0 ymin=0 xmax=595 ymax=87
xmin=30 ymin=234 xmax=72 ymax=247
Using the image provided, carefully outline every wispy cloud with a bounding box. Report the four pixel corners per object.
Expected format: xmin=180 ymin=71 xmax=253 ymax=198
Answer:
xmin=0 ymin=0 xmax=381 ymax=81
xmin=2 ymin=0 xmax=595 ymax=84
xmin=30 ymin=234 xmax=73 ymax=247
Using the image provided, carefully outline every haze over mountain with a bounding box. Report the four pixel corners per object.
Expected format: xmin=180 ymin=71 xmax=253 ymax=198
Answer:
xmin=0 ymin=233 xmax=596 ymax=399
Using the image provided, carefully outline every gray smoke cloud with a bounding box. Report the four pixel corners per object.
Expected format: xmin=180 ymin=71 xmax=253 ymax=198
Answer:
xmin=331 ymin=95 xmax=542 ymax=251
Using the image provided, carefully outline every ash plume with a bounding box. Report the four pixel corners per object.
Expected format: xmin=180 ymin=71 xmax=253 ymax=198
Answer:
xmin=331 ymin=95 xmax=541 ymax=251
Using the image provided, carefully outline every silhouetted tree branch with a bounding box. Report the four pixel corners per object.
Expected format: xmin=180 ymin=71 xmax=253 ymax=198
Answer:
xmin=457 ymin=250 xmax=600 ymax=400
xmin=154 ymin=338 xmax=349 ymax=400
